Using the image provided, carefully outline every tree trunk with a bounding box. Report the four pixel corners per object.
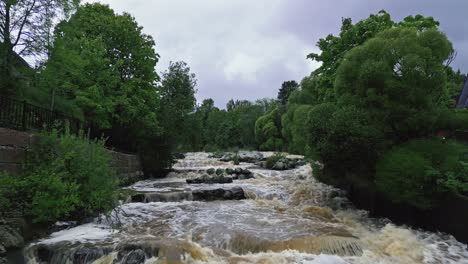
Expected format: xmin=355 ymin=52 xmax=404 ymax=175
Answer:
xmin=0 ymin=2 xmax=14 ymax=95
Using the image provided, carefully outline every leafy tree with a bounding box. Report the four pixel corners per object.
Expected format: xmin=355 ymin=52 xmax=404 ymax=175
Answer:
xmin=0 ymin=0 xmax=79 ymax=94
xmin=159 ymin=61 xmax=197 ymax=140
xmin=255 ymin=105 xmax=283 ymax=151
xmin=277 ymin=80 xmax=299 ymax=106
xmin=307 ymin=11 xmax=395 ymax=102
xmin=335 ymin=27 xmax=453 ymax=141
xmin=40 ymin=3 xmax=161 ymax=149
xmin=281 ymin=104 xmax=313 ymax=154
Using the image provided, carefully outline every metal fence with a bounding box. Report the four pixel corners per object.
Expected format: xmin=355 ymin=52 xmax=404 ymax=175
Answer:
xmin=0 ymin=96 xmax=83 ymax=133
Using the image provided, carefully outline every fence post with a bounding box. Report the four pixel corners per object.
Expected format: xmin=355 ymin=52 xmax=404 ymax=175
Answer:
xmin=22 ymin=100 xmax=27 ymax=131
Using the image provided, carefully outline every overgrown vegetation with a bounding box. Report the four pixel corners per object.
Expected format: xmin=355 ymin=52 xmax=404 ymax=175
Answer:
xmin=0 ymin=130 xmax=118 ymax=223
xmin=253 ymin=10 xmax=468 ymax=210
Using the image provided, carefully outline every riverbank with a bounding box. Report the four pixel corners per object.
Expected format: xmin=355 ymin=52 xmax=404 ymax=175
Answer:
xmin=335 ymin=173 xmax=468 ymax=244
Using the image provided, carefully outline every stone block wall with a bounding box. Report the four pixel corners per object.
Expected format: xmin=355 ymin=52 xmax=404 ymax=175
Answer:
xmin=0 ymin=127 xmax=143 ymax=183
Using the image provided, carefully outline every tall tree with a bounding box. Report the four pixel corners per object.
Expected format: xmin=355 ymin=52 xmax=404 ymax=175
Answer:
xmin=277 ymin=80 xmax=299 ymax=106
xmin=159 ymin=61 xmax=197 ymax=144
xmin=41 ymin=3 xmax=160 ymax=151
xmin=0 ymin=0 xmax=79 ymax=94
xmin=335 ymin=27 xmax=453 ymax=141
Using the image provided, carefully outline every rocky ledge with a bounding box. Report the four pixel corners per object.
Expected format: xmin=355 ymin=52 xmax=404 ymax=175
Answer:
xmin=131 ymin=187 xmax=246 ymax=203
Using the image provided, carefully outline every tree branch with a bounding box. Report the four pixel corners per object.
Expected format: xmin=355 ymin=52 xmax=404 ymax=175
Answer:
xmin=13 ymin=0 xmax=37 ymax=47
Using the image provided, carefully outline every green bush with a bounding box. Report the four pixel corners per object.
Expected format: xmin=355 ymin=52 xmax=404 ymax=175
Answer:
xmin=376 ymin=139 xmax=467 ymax=209
xmin=0 ymin=130 xmax=118 ymax=223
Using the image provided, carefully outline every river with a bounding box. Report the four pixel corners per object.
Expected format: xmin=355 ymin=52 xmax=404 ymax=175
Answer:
xmin=23 ymin=152 xmax=468 ymax=263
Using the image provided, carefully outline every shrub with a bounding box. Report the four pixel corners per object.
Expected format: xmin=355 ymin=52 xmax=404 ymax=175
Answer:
xmin=1 ymin=130 xmax=118 ymax=223
xmin=376 ymin=139 xmax=467 ymax=209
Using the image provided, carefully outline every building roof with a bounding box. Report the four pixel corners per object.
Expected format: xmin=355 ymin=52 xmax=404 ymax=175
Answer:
xmin=456 ymin=78 xmax=468 ymax=108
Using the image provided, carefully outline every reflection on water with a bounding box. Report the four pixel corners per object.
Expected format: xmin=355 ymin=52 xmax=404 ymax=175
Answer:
xmin=24 ymin=152 xmax=468 ymax=264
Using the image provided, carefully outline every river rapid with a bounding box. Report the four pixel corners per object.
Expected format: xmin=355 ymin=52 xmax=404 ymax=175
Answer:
xmin=23 ymin=152 xmax=468 ymax=264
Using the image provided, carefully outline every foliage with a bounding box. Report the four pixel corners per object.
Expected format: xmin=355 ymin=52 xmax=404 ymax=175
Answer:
xmin=314 ymin=106 xmax=384 ymax=173
xmin=177 ymin=98 xmax=274 ymax=152
xmin=277 ymin=80 xmax=299 ymax=106
xmin=41 ymin=3 xmax=160 ymax=130
xmin=255 ymin=106 xmax=283 ymax=151
xmin=281 ymin=104 xmax=314 ymax=154
xmin=335 ymin=27 xmax=453 ymax=142
xmin=0 ymin=0 xmax=80 ymax=94
xmin=0 ymin=130 xmax=118 ymax=223
xmin=376 ymin=139 xmax=467 ymax=209
xmin=306 ymin=10 xmax=395 ymax=102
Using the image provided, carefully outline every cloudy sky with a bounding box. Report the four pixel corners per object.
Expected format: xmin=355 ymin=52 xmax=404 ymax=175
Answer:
xmin=85 ymin=0 xmax=468 ymax=108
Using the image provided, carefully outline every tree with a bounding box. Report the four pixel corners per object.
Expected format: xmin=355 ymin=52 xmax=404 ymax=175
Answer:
xmin=159 ymin=61 xmax=197 ymax=136
xmin=335 ymin=27 xmax=454 ymax=141
xmin=0 ymin=0 xmax=79 ymax=94
xmin=277 ymin=80 xmax=299 ymax=106
xmin=255 ymin=105 xmax=283 ymax=151
xmin=307 ymin=11 xmax=395 ymax=102
xmin=40 ymin=3 xmax=160 ymax=144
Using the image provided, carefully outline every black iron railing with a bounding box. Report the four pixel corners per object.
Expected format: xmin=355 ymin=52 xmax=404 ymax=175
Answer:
xmin=0 ymin=96 xmax=83 ymax=133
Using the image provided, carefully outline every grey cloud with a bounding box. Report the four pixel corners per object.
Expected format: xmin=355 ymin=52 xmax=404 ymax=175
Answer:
xmin=86 ymin=0 xmax=468 ymax=107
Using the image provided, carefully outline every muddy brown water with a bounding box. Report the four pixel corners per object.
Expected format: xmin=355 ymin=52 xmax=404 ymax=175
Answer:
xmin=23 ymin=152 xmax=468 ymax=263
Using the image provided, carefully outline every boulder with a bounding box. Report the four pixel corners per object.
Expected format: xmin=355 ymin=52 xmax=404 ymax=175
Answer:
xmin=186 ymin=175 xmax=233 ymax=184
xmin=219 ymin=152 xmax=265 ymax=163
xmin=0 ymin=225 xmax=23 ymax=249
xmin=272 ymin=161 xmax=286 ymax=170
xmin=121 ymin=249 xmax=146 ymax=264
xmin=172 ymin=153 xmax=185 ymax=160
xmin=131 ymin=192 xmax=192 ymax=203
xmin=73 ymin=246 xmax=107 ymax=264
xmin=192 ymin=187 xmax=245 ymax=201
xmin=238 ymin=173 xmax=254 ymax=180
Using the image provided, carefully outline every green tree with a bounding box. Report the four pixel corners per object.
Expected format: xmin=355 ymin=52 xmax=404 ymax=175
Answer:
xmin=0 ymin=0 xmax=80 ymax=94
xmin=255 ymin=105 xmax=283 ymax=151
xmin=335 ymin=27 xmax=453 ymax=141
xmin=40 ymin=3 xmax=161 ymax=148
xmin=159 ymin=61 xmax=197 ymax=140
xmin=307 ymin=11 xmax=395 ymax=102
xmin=277 ymin=80 xmax=299 ymax=106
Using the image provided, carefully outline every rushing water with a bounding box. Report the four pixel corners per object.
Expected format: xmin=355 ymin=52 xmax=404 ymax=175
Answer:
xmin=23 ymin=152 xmax=468 ymax=264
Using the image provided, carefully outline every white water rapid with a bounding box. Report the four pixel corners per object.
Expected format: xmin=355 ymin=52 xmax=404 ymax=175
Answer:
xmin=23 ymin=152 xmax=468 ymax=264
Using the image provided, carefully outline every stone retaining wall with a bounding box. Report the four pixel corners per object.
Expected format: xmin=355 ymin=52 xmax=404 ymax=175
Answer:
xmin=0 ymin=127 xmax=143 ymax=182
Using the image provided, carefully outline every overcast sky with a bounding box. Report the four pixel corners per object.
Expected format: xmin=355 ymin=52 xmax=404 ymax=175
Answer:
xmin=85 ymin=0 xmax=468 ymax=108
